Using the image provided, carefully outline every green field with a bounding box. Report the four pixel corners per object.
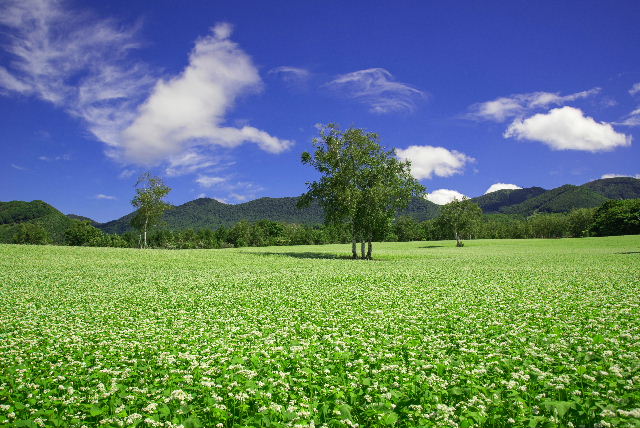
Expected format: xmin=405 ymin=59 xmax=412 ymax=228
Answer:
xmin=1 ymin=237 xmax=639 ymax=427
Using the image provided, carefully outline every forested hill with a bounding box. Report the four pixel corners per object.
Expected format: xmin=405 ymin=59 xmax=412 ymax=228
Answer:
xmin=0 ymin=200 xmax=73 ymax=243
xmin=1 ymin=177 xmax=639 ymax=237
xmin=469 ymin=177 xmax=640 ymax=215
xmin=98 ymin=196 xmax=442 ymax=234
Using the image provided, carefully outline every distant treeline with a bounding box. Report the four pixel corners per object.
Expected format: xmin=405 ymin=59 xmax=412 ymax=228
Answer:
xmin=9 ymin=199 xmax=640 ymax=248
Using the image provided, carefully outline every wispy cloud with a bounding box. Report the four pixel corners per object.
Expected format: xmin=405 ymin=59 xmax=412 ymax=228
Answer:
xmin=11 ymin=163 xmax=26 ymax=171
xmin=118 ymin=169 xmax=136 ymax=179
xmin=616 ymin=108 xmax=640 ymax=127
xmin=629 ymin=83 xmax=640 ymax=96
xmin=268 ymin=66 xmax=310 ymax=84
xmin=0 ymin=2 xmax=292 ymax=171
xmin=601 ymin=173 xmax=640 ymax=179
xmin=504 ymin=106 xmax=631 ymax=152
xmin=426 ymin=189 xmax=466 ymax=205
xmin=395 ymin=145 xmax=475 ymax=180
xmin=326 ymin=68 xmax=426 ymax=114
xmin=466 ymin=88 xmax=601 ymax=122
xmin=95 ymin=194 xmax=116 ymax=200
xmin=195 ymin=174 xmax=263 ymax=202
xmin=485 ymin=183 xmax=522 ymax=194
xmin=38 ymin=154 xmax=71 ymax=161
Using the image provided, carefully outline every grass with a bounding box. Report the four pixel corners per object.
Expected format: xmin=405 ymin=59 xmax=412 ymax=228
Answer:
xmin=1 ymin=236 xmax=639 ymax=427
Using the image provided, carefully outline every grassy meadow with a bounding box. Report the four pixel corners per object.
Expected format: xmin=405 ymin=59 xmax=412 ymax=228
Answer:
xmin=1 ymin=237 xmax=639 ymax=427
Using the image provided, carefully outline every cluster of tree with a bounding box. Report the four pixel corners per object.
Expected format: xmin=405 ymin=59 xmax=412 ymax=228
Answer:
xmin=298 ymin=125 xmax=424 ymax=258
xmin=10 ymin=198 xmax=639 ymax=248
xmin=392 ymin=200 xmax=639 ymax=242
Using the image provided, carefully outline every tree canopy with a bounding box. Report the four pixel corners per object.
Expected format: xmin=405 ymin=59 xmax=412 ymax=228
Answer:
xmin=299 ymin=124 xmax=425 ymax=258
xmin=437 ymin=197 xmax=483 ymax=247
xmin=131 ymin=173 xmax=171 ymax=248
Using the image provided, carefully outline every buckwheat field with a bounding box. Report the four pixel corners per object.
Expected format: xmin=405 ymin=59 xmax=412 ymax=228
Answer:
xmin=1 ymin=237 xmax=639 ymax=428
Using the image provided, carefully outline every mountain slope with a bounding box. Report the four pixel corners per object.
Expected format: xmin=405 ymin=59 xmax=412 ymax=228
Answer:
xmin=501 ymin=185 xmax=608 ymax=215
xmin=99 ymin=196 xmax=441 ymax=233
xmin=0 ymin=200 xmax=74 ymax=243
xmin=470 ymin=187 xmax=547 ymax=213
xmin=581 ymin=177 xmax=640 ymax=199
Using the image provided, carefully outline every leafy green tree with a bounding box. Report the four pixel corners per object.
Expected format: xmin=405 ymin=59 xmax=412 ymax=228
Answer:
xmin=12 ymin=223 xmax=50 ymax=245
xmin=299 ymin=124 xmax=424 ymax=259
xmin=65 ymin=220 xmax=104 ymax=246
xmin=394 ymin=216 xmax=422 ymax=241
xmin=590 ymin=199 xmax=640 ymax=236
xmin=131 ymin=172 xmax=171 ymax=248
xmin=566 ymin=208 xmax=595 ymax=238
xmin=437 ymin=197 xmax=483 ymax=247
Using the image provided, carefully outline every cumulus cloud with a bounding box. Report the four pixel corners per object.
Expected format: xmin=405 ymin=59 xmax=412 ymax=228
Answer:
xmin=326 ymin=68 xmax=425 ymax=114
xmin=0 ymin=1 xmax=292 ymax=170
xmin=122 ymin=23 xmax=293 ymax=164
xmin=504 ymin=106 xmax=631 ymax=152
xmin=485 ymin=183 xmax=522 ymax=194
xmin=95 ymin=194 xmax=116 ymax=200
xmin=268 ymin=66 xmax=310 ymax=84
xmin=630 ymin=83 xmax=640 ymax=96
xmin=467 ymin=88 xmax=600 ymax=122
xmin=426 ymin=189 xmax=467 ymax=205
xmin=395 ymin=145 xmax=475 ymax=180
xmin=601 ymin=173 xmax=640 ymax=179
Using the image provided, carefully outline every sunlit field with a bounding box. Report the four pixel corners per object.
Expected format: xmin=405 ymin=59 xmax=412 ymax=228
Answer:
xmin=1 ymin=237 xmax=639 ymax=427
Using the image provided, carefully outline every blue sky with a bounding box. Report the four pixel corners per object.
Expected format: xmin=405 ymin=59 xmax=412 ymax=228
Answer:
xmin=1 ymin=0 xmax=639 ymax=222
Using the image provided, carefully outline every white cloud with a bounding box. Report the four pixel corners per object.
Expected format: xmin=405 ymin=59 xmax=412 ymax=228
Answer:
xmin=195 ymin=175 xmax=226 ymax=188
xmin=118 ymin=169 xmax=136 ymax=179
xmin=601 ymin=173 xmax=640 ymax=179
xmin=326 ymin=68 xmax=425 ymax=113
xmin=504 ymin=106 xmax=632 ymax=152
xmin=617 ymin=108 xmax=640 ymax=127
xmin=0 ymin=2 xmax=292 ymax=169
xmin=395 ymin=145 xmax=475 ymax=180
xmin=467 ymin=88 xmax=600 ymax=122
xmin=95 ymin=194 xmax=116 ymax=200
xmin=268 ymin=66 xmax=310 ymax=83
xmin=11 ymin=163 xmax=26 ymax=171
xmin=630 ymin=83 xmax=640 ymax=96
xmin=485 ymin=183 xmax=522 ymax=194
xmin=0 ymin=0 xmax=153 ymax=148
xmin=426 ymin=189 xmax=466 ymax=205
xmin=165 ymin=150 xmax=218 ymax=177
xmin=121 ymin=23 xmax=293 ymax=164
xmin=38 ymin=154 xmax=71 ymax=161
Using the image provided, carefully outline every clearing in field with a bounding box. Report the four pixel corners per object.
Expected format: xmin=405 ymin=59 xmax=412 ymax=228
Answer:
xmin=1 ymin=237 xmax=639 ymax=427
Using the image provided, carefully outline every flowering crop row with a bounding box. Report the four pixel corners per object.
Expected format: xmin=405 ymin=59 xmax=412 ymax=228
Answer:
xmin=0 ymin=237 xmax=639 ymax=427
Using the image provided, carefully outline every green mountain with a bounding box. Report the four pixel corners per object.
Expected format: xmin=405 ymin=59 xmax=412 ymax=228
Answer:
xmin=500 ymin=185 xmax=609 ymax=215
xmin=99 ymin=196 xmax=442 ymax=234
xmin=0 ymin=200 xmax=74 ymax=243
xmin=3 ymin=178 xmax=638 ymax=238
xmin=581 ymin=177 xmax=640 ymax=199
xmin=470 ymin=187 xmax=547 ymax=213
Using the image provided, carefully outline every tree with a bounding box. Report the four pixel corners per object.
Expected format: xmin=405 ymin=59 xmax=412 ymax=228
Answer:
xmin=299 ymin=124 xmax=425 ymax=259
xmin=12 ymin=223 xmax=50 ymax=245
xmin=437 ymin=197 xmax=483 ymax=247
xmin=65 ymin=220 xmax=104 ymax=246
xmin=131 ymin=172 xmax=171 ymax=248
xmin=590 ymin=199 xmax=640 ymax=236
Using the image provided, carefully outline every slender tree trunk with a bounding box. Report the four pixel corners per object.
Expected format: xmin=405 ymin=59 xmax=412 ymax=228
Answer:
xmin=367 ymin=240 xmax=372 ymax=259
xmin=360 ymin=241 xmax=365 ymax=259
xmin=144 ymin=217 xmax=148 ymax=248
xmin=454 ymin=229 xmax=463 ymax=247
xmin=351 ymin=238 xmax=357 ymax=259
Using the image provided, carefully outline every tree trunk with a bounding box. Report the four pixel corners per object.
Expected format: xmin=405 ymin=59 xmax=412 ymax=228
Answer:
xmin=351 ymin=238 xmax=357 ymax=259
xmin=367 ymin=240 xmax=372 ymax=259
xmin=144 ymin=217 xmax=148 ymax=248
xmin=360 ymin=241 xmax=365 ymax=259
xmin=454 ymin=231 xmax=463 ymax=247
